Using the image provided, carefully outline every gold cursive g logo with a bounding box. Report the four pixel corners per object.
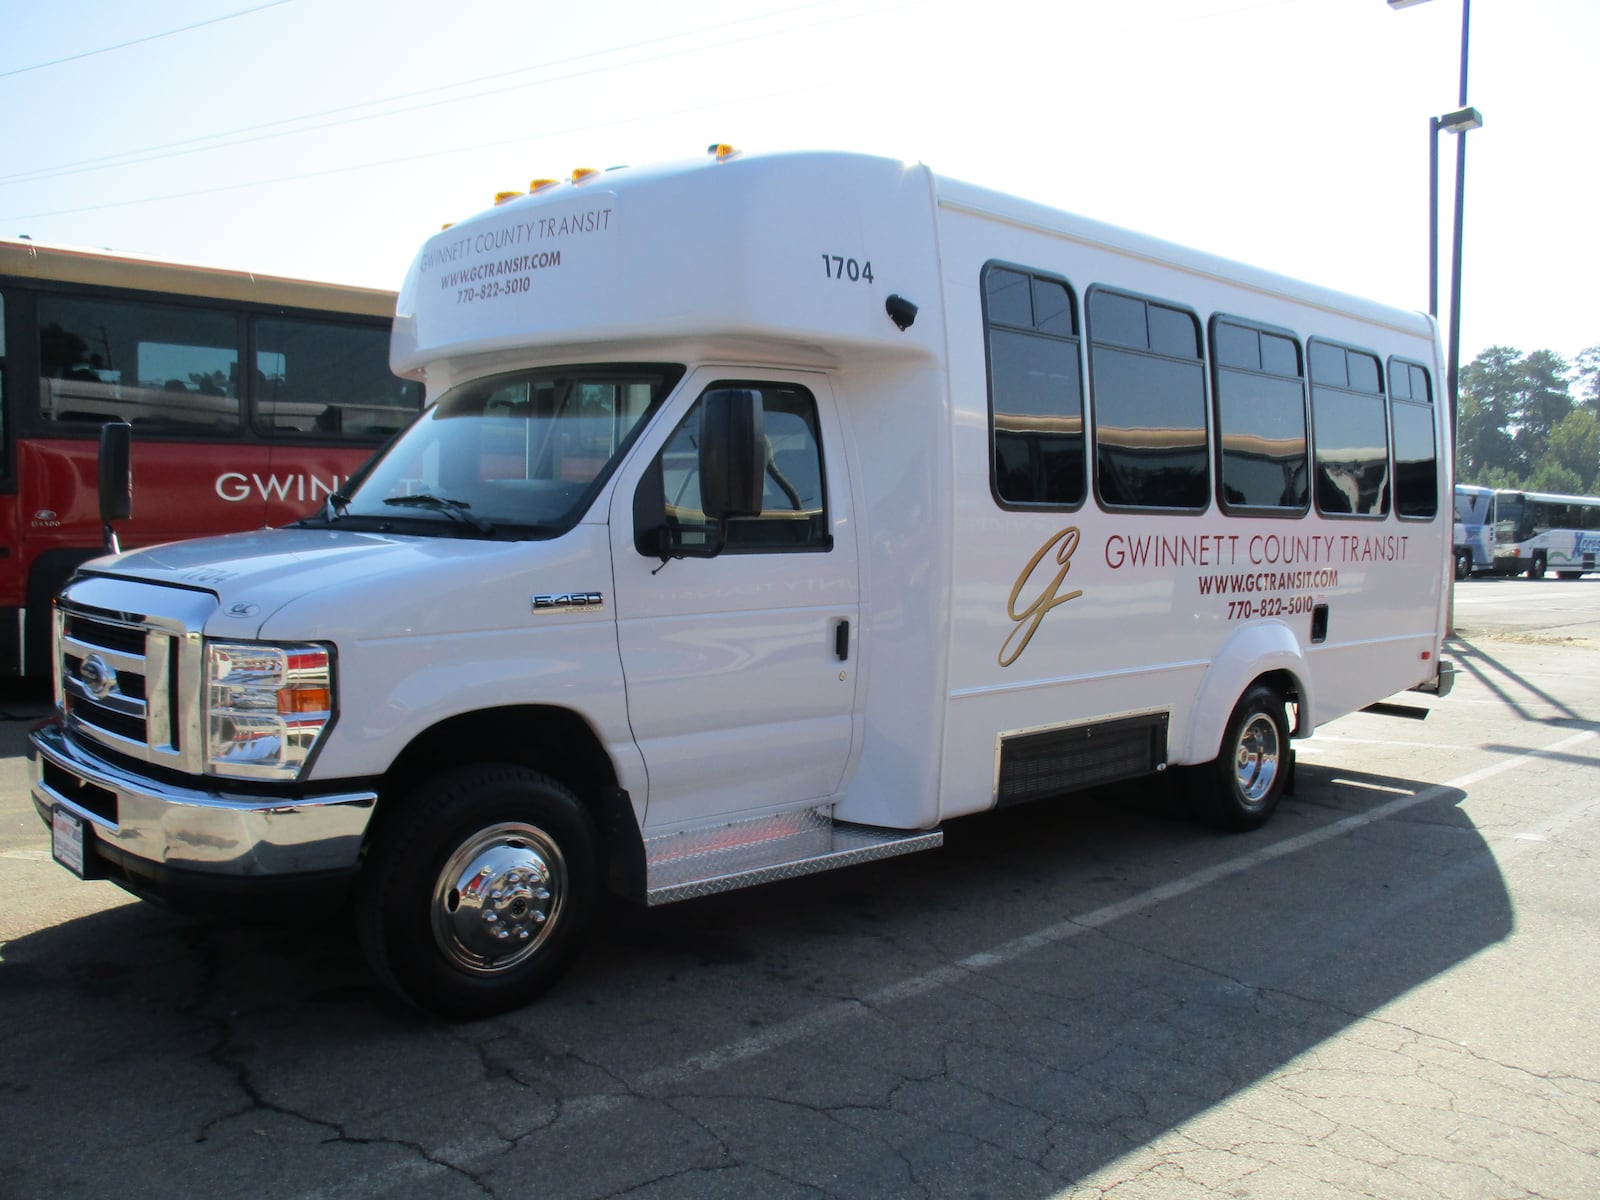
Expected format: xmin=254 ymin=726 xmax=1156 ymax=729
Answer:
xmin=1000 ymin=527 xmax=1083 ymax=668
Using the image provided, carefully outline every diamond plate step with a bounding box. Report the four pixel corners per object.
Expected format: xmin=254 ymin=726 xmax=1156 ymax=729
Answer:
xmin=644 ymin=805 xmax=942 ymax=905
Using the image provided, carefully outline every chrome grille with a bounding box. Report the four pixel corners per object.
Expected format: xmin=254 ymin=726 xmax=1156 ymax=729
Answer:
xmin=55 ymin=577 xmax=215 ymax=774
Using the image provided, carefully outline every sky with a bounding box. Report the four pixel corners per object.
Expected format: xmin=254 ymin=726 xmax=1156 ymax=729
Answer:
xmin=2 ymin=0 xmax=1597 ymax=373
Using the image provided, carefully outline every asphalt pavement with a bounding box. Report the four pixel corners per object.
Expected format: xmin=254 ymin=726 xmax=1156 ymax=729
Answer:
xmin=1 ymin=576 xmax=1596 ymax=1199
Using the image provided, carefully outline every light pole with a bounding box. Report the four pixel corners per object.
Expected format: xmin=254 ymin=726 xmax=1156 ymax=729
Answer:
xmin=1433 ymin=103 xmax=1480 ymax=418
xmin=1430 ymin=107 xmax=1482 ymax=321
xmin=1388 ymin=0 xmax=1479 ymax=432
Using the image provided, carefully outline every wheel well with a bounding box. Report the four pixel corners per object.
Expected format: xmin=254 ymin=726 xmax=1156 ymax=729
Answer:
xmin=1254 ymin=669 xmax=1305 ymax=737
xmin=372 ymin=705 xmax=620 ymax=838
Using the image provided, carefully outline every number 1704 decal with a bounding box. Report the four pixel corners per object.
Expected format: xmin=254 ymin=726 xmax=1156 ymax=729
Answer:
xmin=821 ymin=254 xmax=873 ymax=283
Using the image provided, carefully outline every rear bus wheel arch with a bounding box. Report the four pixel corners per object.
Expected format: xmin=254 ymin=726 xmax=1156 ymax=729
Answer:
xmin=1181 ymin=623 xmax=1309 ymax=766
xmin=1189 ymin=681 xmax=1294 ymax=832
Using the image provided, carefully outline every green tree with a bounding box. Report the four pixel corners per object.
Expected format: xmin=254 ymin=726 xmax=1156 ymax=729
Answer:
xmin=1574 ymin=345 xmax=1600 ymax=416
xmin=1458 ymin=346 xmax=1523 ymax=480
xmin=1527 ymin=462 xmax=1584 ymax=494
xmin=1511 ymin=349 xmax=1575 ymax=468
xmin=1545 ymin=407 xmax=1600 ymax=492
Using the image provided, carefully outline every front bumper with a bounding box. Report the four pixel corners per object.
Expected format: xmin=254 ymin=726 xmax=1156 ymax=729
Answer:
xmin=30 ymin=718 xmax=377 ymax=887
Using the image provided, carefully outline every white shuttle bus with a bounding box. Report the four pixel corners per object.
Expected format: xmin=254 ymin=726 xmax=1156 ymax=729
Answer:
xmin=31 ymin=148 xmax=1454 ymax=1016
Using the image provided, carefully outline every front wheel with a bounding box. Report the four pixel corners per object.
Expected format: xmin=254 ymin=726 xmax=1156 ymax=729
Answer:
xmin=357 ymin=764 xmax=599 ymax=1019
xmin=1189 ymin=684 xmax=1291 ymax=832
xmin=1528 ymin=554 xmax=1547 ymax=580
xmin=1454 ymin=549 xmax=1473 ymax=580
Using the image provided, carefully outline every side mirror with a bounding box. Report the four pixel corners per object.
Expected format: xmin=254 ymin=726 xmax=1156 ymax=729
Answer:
xmin=697 ymin=389 xmax=764 ymax=522
xmin=634 ymin=389 xmax=766 ymax=564
xmin=98 ymin=422 xmax=132 ymax=552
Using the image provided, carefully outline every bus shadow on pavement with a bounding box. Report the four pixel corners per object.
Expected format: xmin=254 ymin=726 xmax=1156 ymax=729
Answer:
xmin=1449 ymin=634 xmax=1598 ymax=730
xmin=0 ymin=762 xmax=1512 ymax=1198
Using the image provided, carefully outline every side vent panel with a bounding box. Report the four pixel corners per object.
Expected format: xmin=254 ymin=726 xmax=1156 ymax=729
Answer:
xmin=997 ymin=712 xmax=1169 ymax=807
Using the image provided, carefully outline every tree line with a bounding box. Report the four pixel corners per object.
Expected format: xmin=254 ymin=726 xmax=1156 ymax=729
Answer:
xmin=1457 ymin=345 xmax=1600 ymax=495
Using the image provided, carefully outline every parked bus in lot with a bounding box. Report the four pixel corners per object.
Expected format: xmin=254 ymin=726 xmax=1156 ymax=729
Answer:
xmin=0 ymin=238 xmax=424 ymax=675
xmin=1453 ymin=483 xmax=1496 ymax=578
xmin=1492 ymin=488 xmax=1600 ymax=578
xmin=31 ymin=148 xmax=1454 ymax=1016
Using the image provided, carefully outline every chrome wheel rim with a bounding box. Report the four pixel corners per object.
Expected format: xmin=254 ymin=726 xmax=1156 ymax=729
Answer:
xmin=1233 ymin=712 xmax=1280 ymax=805
xmin=431 ymin=822 xmax=565 ymax=974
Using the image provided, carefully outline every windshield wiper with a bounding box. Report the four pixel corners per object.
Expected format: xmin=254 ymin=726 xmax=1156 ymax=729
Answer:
xmin=383 ymin=494 xmax=495 ymax=534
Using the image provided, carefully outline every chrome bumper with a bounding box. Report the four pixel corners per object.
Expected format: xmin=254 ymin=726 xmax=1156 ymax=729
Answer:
xmin=30 ymin=719 xmax=376 ymax=878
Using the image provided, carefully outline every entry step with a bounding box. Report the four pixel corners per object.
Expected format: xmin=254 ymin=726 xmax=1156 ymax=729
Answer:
xmin=644 ymin=805 xmax=942 ymax=905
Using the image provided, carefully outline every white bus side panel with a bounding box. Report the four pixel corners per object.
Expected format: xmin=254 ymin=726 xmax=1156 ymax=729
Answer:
xmin=827 ymin=363 xmax=955 ymax=832
xmin=931 ymin=195 xmax=1449 ymax=819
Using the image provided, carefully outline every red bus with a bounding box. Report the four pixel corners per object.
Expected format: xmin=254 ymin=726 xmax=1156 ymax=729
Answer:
xmin=0 ymin=238 xmax=424 ymax=676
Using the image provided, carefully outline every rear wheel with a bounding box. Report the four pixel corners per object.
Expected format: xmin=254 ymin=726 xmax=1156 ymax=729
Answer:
xmin=358 ymin=763 xmax=598 ymax=1019
xmin=1190 ymin=684 xmax=1291 ymax=832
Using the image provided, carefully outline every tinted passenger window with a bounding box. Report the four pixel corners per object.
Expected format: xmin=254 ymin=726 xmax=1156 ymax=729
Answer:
xmin=0 ymin=292 xmax=7 ymax=463
xmin=1309 ymin=340 xmax=1388 ymax=517
xmin=38 ymin=295 xmax=241 ymax=431
xmin=983 ymin=264 xmax=1085 ymax=507
xmin=1089 ymin=288 xmax=1208 ymax=509
xmin=254 ymin=317 xmax=422 ymax=440
xmin=1388 ymin=356 xmax=1437 ymax=519
xmin=1211 ymin=319 xmax=1308 ymax=511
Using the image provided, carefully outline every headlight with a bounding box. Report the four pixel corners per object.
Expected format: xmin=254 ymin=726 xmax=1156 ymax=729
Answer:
xmin=206 ymin=641 xmax=334 ymax=780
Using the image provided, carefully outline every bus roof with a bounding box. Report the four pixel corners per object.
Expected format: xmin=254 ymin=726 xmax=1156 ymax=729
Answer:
xmin=393 ymin=148 xmax=1438 ymax=382
xmin=0 ymin=237 xmax=398 ymax=318
xmin=1494 ymin=487 xmax=1600 ymax=505
xmin=392 ymin=150 xmax=945 ymax=379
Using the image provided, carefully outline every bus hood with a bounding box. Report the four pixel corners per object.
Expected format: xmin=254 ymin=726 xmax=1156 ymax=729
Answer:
xmin=82 ymin=526 xmax=611 ymax=641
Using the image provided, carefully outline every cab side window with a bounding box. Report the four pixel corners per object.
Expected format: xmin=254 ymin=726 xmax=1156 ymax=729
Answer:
xmin=639 ymin=382 xmax=831 ymax=555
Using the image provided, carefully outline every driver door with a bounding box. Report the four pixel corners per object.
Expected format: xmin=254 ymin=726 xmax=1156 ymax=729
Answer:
xmin=609 ymin=369 xmax=860 ymax=830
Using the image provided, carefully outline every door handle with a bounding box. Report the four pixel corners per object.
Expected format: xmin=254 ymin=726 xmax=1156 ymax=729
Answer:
xmin=834 ymin=619 xmax=850 ymax=661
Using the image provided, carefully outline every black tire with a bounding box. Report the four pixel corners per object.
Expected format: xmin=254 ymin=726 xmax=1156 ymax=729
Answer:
xmin=1190 ymin=684 xmax=1291 ymax=832
xmin=357 ymin=763 xmax=598 ymax=1019
xmin=1453 ymin=549 xmax=1473 ymax=581
xmin=1528 ymin=554 xmax=1547 ymax=580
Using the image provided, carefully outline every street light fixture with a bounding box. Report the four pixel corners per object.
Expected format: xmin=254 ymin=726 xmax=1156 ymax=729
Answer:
xmin=1436 ymin=106 xmax=1483 ymax=135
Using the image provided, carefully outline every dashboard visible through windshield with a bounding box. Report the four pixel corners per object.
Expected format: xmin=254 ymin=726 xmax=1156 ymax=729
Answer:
xmin=333 ymin=363 xmax=684 ymax=537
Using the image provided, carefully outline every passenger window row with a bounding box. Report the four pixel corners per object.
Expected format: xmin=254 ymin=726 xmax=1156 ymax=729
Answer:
xmin=982 ymin=262 xmax=1438 ymax=520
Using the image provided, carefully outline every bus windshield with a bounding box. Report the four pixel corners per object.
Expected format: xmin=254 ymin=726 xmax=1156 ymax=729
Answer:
xmin=340 ymin=364 xmax=683 ymax=537
xmin=1494 ymin=493 xmax=1525 ymax=543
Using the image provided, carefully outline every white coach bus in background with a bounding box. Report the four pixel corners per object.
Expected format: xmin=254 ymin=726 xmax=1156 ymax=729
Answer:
xmin=1453 ymin=483 xmax=1497 ymax=578
xmin=31 ymin=146 xmax=1454 ymax=1017
xmin=1491 ymin=488 xmax=1600 ymax=578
